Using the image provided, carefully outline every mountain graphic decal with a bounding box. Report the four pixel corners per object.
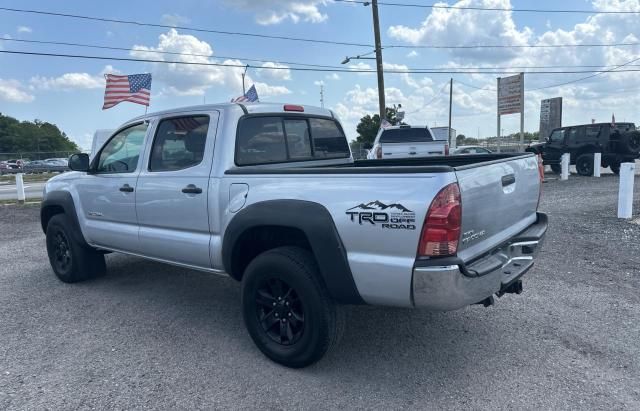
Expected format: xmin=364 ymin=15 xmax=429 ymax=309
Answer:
xmin=347 ymin=201 xmax=412 ymax=213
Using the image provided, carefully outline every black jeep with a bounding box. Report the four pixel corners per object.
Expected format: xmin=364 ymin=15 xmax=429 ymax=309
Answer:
xmin=526 ymin=122 xmax=640 ymax=175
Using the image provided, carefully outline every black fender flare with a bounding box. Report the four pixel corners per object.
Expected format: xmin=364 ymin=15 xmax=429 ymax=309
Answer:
xmin=222 ymin=200 xmax=364 ymax=305
xmin=40 ymin=191 xmax=88 ymax=247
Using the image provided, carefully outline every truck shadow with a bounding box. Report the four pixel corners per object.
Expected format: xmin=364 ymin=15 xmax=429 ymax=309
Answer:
xmin=90 ymin=253 xmax=533 ymax=385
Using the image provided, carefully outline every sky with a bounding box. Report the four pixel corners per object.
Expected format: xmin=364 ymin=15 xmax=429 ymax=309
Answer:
xmin=1 ymin=0 xmax=640 ymax=149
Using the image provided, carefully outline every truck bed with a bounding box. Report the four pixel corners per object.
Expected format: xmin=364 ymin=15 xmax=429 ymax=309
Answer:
xmin=225 ymin=153 xmax=532 ymax=175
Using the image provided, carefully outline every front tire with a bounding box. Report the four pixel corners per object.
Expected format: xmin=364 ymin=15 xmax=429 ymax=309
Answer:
xmin=241 ymin=246 xmax=344 ymax=368
xmin=576 ymin=154 xmax=594 ymax=176
xmin=46 ymin=214 xmax=106 ymax=283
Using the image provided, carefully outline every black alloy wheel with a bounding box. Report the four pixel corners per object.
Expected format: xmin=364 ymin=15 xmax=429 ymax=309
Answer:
xmin=576 ymin=154 xmax=594 ymax=176
xmin=52 ymin=231 xmax=72 ymax=273
xmin=255 ymin=278 xmax=305 ymax=346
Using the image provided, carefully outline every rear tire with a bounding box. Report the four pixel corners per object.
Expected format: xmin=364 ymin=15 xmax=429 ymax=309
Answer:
xmin=550 ymin=164 xmax=562 ymax=174
xmin=576 ymin=154 xmax=594 ymax=176
xmin=618 ymin=130 xmax=640 ymax=154
xmin=241 ymin=246 xmax=345 ymax=368
xmin=46 ymin=214 xmax=106 ymax=283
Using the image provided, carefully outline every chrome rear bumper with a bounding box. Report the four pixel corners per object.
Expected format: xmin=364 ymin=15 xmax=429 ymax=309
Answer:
xmin=412 ymin=213 xmax=548 ymax=310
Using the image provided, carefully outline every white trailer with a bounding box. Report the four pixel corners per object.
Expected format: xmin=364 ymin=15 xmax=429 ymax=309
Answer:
xmin=430 ymin=127 xmax=457 ymax=149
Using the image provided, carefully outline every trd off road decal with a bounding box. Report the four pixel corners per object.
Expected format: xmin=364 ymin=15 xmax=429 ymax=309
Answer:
xmin=346 ymin=201 xmax=416 ymax=230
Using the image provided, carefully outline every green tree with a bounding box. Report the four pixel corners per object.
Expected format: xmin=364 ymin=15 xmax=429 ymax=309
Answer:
xmin=456 ymin=134 xmax=466 ymax=145
xmin=354 ymin=107 xmax=405 ymax=146
xmin=0 ymin=113 xmax=79 ymax=154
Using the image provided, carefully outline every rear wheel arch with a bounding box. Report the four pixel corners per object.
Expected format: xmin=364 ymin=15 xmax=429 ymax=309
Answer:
xmin=222 ymin=200 xmax=364 ymax=305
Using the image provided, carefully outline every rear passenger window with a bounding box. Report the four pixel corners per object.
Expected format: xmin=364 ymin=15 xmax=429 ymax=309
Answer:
xmin=309 ymin=118 xmax=350 ymax=158
xmin=236 ymin=116 xmax=350 ymax=165
xmin=149 ymin=116 xmax=209 ymax=172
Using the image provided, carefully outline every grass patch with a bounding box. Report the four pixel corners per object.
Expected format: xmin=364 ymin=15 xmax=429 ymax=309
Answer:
xmin=0 ymin=199 xmax=41 ymax=206
xmin=0 ymin=173 xmax=59 ymax=184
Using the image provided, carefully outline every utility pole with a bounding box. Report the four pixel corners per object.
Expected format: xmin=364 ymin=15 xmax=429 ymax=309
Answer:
xmin=320 ymin=84 xmax=325 ymax=108
xmin=448 ymin=78 xmax=453 ymax=147
xmin=371 ymin=0 xmax=386 ymax=121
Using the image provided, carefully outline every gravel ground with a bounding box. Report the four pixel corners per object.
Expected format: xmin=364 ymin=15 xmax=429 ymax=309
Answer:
xmin=1 ymin=174 xmax=639 ymax=409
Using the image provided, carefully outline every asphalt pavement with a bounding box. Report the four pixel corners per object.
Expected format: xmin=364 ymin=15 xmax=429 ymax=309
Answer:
xmin=1 ymin=174 xmax=639 ymax=409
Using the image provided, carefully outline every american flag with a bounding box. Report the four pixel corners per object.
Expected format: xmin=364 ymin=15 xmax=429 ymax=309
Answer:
xmin=103 ymin=73 xmax=152 ymax=110
xmin=380 ymin=118 xmax=392 ymax=130
xmin=231 ymin=84 xmax=259 ymax=103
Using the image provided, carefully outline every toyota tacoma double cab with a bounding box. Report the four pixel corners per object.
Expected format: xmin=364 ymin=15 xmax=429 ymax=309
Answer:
xmin=527 ymin=122 xmax=640 ymax=175
xmin=41 ymin=103 xmax=547 ymax=368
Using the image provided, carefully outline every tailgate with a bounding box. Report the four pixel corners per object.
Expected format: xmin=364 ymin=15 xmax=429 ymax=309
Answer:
xmin=381 ymin=141 xmax=446 ymax=158
xmin=454 ymin=154 xmax=540 ymax=262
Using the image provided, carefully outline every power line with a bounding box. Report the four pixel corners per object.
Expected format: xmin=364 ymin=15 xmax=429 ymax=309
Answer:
xmin=7 ymin=37 xmax=640 ymax=73
xmin=0 ymin=7 xmax=371 ymax=48
xmin=527 ymin=55 xmax=640 ymax=91
xmin=5 ymin=49 xmax=640 ymax=76
xmin=334 ymin=0 xmax=640 ymax=14
xmin=1 ymin=7 xmax=639 ymax=50
xmin=386 ymin=42 xmax=640 ymax=50
xmin=0 ymin=38 xmax=345 ymax=70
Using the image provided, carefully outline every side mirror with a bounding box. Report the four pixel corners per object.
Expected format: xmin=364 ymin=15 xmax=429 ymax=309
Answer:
xmin=68 ymin=153 xmax=90 ymax=172
xmin=545 ymin=137 xmax=550 ymax=143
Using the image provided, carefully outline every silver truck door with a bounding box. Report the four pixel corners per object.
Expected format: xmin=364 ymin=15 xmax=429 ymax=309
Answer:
xmin=75 ymin=122 xmax=149 ymax=252
xmin=136 ymin=111 xmax=219 ymax=269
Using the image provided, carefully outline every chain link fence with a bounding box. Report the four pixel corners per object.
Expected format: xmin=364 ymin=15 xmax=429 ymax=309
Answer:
xmin=0 ymin=151 xmax=81 ymax=162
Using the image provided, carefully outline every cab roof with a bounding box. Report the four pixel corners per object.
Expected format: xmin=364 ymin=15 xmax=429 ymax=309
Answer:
xmin=129 ymin=102 xmax=335 ymax=122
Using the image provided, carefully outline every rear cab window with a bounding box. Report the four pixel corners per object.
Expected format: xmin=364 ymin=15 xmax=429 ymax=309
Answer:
xmin=379 ymin=128 xmax=434 ymax=144
xmin=236 ymin=116 xmax=350 ymax=165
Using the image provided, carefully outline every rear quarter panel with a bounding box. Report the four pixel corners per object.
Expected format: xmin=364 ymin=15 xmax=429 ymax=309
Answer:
xmin=215 ymin=172 xmax=455 ymax=307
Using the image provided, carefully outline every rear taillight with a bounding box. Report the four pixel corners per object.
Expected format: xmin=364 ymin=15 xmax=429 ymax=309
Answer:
xmin=376 ymin=146 xmax=382 ymax=159
xmin=537 ymin=154 xmax=544 ymax=210
xmin=417 ymin=183 xmax=461 ymax=257
xmin=444 ymin=144 xmax=449 ymax=156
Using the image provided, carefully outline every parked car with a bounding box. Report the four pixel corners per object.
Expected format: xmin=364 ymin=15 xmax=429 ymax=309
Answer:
xmin=526 ymin=122 xmax=640 ymax=175
xmin=453 ymin=145 xmax=493 ymax=155
xmin=0 ymin=161 xmax=11 ymax=174
xmin=23 ymin=160 xmax=68 ymax=173
xmin=366 ymin=125 xmax=449 ymax=159
xmin=41 ymin=102 xmax=547 ymax=368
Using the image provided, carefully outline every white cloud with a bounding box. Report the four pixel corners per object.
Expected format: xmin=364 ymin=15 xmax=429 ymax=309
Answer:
xmin=258 ymin=62 xmax=292 ymax=81
xmin=29 ymin=66 xmax=119 ymax=91
xmin=254 ymin=82 xmax=292 ymax=97
xmin=130 ymin=29 xmax=291 ymax=98
xmin=17 ymin=26 xmax=32 ymax=34
xmin=161 ymin=14 xmax=191 ymax=27
xmin=0 ymin=79 xmax=34 ymax=103
xmin=326 ymin=73 xmax=341 ymax=80
xmin=406 ymin=50 xmax=419 ymax=58
xmin=388 ymin=0 xmax=532 ymax=62
xmin=226 ymin=0 xmax=328 ymax=25
xmin=314 ymin=80 xmax=324 ymax=86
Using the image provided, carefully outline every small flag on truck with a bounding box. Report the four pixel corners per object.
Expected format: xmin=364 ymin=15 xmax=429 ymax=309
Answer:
xmin=102 ymin=73 xmax=152 ymax=110
xmin=231 ymin=84 xmax=259 ymax=103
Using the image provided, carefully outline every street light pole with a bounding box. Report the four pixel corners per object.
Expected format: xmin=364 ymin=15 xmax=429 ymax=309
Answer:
xmin=371 ymin=0 xmax=386 ymax=121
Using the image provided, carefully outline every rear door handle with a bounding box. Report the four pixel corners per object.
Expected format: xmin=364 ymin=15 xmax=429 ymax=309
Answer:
xmin=501 ymin=174 xmax=516 ymax=187
xmin=182 ymin=184 xmax=203 ymax=194
xmin=119 ymin=184 xmax=134 ymax=193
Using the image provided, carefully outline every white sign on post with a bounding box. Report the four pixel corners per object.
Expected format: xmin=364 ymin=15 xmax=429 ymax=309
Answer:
xmin=496 ymin=73 xmax=525 ymax=151
xmin=498 ymin=74 xmax=523 ymax=115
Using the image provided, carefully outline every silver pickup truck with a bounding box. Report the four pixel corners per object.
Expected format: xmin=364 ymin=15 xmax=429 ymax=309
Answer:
xmin=41 ymin=103 xmax=547 ymax=368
